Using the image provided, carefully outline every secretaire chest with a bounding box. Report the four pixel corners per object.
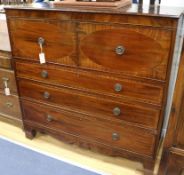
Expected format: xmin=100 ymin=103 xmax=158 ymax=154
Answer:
xmin=5 ymin=5 xmax=184 ymax=173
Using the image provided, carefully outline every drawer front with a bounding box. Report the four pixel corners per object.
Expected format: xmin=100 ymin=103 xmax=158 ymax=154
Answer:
xmin=22 ymin=100 xmax=156 ymax=157
xmin=0 ymin=68 xmax=17 ymax=94
xmin=18 ymin=79 xmax=160 ymax=129
xmin=15 ymin=61 xmax=164 ymax=105
xmin=79 ymin=24 xmax=172 ymax=80
xmin=0 ymin=51 xmax=11 ymax=69
xmin=9 ymin=19 xmax=76 ymax=65
xmin=0 ymin=91 xmax=21 ymax=119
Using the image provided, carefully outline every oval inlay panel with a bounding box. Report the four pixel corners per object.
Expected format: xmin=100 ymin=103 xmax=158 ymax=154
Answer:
xmin=10 ymin=19 xmax=76 ymax=64
xmin=80 ymin=29 xmax=165 ymax=72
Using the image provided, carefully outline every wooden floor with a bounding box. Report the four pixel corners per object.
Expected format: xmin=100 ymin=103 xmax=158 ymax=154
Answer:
xmin=0 ymin=118 xmax=162 ymax=175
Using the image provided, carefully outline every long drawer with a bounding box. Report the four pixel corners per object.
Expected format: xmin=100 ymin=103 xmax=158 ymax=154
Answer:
xmin=0 ymin=68 xmax=17 ymax=94
xmin=15 ymin=61 xmax=164 ymax=105
xmin=0 ymin=91 xmax=21 ymax=119
xmin=18 ymin=79 xmax=161 ymax=130
xmin=22 ymin=100 xmax=156 ymax=157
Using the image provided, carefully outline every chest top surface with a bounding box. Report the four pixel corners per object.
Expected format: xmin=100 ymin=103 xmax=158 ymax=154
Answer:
xmin=4 ymin=3 xmax=184 ymax=18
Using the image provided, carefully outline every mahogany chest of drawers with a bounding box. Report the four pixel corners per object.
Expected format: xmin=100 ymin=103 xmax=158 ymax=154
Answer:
xmin=0 ymin=14 xmax=22 ymax=125
xmin=0 ymin=50 xmax=22 ymax=125
xmin=5 ymin=4 xmax=184 ymax=174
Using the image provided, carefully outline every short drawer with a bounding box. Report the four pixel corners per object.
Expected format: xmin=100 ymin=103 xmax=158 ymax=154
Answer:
xmin=18 ymin=79 xmax=161 ymax=129
xmin=15 ymin=61 xmax=164 ymax=105
xmin=9 ymin=19 xmax=76 ymax=66
xmin=79 ymin=24 xmax=172 ymax=80
xmin=22 ymin=100 xmax=156 ymax=157
xmin=0 ymin=68 xmax=17 ymax=94
xmin=0 ymin=91 xmax=21 ymax=119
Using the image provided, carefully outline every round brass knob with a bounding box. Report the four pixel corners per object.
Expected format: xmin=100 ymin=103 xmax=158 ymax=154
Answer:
xmin=43 ymin=91 xmax=50 ymax=99
xmin=112 ymin=133 xmax=120 ymax=141
xmin=5 ymin=102 xmax=13 ymax=108
xmin=113 ymin=107 xmax=121 ymax=116
xmin=47 ymin=114 xmax=53 ymax=122
xmin=41 ymin=70 xmax=48 ymax=78
xmin=114 ymin=83 xmax=122 ymax=92
xmin=38 ymin=37 xmax=45 ymax=45
xmin=115 ymin=45 xmax=125 ymax=55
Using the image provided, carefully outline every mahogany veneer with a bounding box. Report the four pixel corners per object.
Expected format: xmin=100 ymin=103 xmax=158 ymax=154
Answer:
xmin=0 ymin=68 xmax=17 ymax=94
xmin=0 ymin=91 xmax=22 ymax=120
xmin=5 ymin=4 xmax=184 ymax=174
xmin=0 ymin=50 xmax=11 ymax=69
xmin=158 ymin=42 xmax=184 ymax=175
xmin=0 ymin=50 xmax=22 ymax=125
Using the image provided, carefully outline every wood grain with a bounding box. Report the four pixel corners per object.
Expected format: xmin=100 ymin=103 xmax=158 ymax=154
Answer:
xmin=5 ymin=7 xmax=179 ymax=28
xmin=79 ymin=25 xmax=172 ymax=80
xmin=158 ymin=40 xmax=184 ymax=175
xmin=22 ymin=99 xmax=156 ymax=157
xmin=0 ymin=90 xmax=22 ymax=120
xmin=18 ymin=79 xmax=161 ymax=130
xmin=5 ymin=6 xmax=182 ymax=174
xmin=0 ymin=68 xmax=17 ymax=94
xmin=8 ymin=16 xmax=173 ymax=80
xmin=15 ymin=61 xmax=164 ymax=105
xmin=0 ymin=50 xmax=11 ymax=69
xmin=9 ymin=19 xmax=77 ymax=66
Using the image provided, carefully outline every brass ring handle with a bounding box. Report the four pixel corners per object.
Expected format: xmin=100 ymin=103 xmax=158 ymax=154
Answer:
xmin=113 ymin=107 xmax=121 ymax=116
xmin=114 ymin=83 xmax=122 ymax=92
xmin=43 ymin=91 xmax=50 ymax=99
xmin=115 ymin=45 xmax=125 ymax=55
xmin=112 ymin=133 xmax=120 ymax=141
xmin=38 ymin=37 xmax=45 ymax=45
xmin=5 ymin=102 xmax=13 ymax=108
xmin=47 ymin=114 xmax=53 ymax=122
xmin=41 ymin=70 xmax=48 ymax=78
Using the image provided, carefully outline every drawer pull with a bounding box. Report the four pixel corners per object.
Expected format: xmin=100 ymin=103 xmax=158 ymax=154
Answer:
xmin=115 ymin=45 xmax=125 ymax=55
xmin=47 ymin=114 xmax=53 ymax=122
xmin=41 ymin=70 xmax=48 ymax=78
xmin=43 ymin=91 xmax=50 ymax=99
xmin=38 ymin=37 xmax=46 ymax=64
xmin=38 ymin=37 xmax=45 ymax=46
xmin=5 ymin=102 xmax=13 ymax=108
xmin=2 ymin=77 xmax=10 ymax=96
xmin=113 ymin=107 xmax=121 ymax=116
xmin=114 ymin=83 xmax=122 ymax=92
xmin=2 ymin=77 xmax=9 ymax=82
xmin=112 ymin=133 xmax=120 ymax=141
